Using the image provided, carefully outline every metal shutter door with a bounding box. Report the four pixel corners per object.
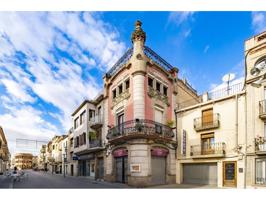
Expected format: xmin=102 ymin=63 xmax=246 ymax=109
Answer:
xmin=183 ymin=163 xmax=217 ymax=185
xmin=151 ymin=156 xmax=166 ymax=185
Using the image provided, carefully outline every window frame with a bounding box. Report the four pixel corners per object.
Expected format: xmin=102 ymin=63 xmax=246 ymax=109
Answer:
xmin=125 ymin=79 xmax=130 ymax=90
xmin=80 ymin=110 xmax=86 ymax=125
xmin=156 ymin=81 xmax=161 ymax=93
xmin=148 ymin=77 xmax=154 ymax=88
xmin=74 ymin=117 xmax=79 ymax=129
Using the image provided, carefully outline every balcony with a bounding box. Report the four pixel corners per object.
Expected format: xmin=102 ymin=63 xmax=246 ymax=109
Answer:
xmin=106 ymin=119 xmax=175 ymax=144
xmin=259 ymin=100 xmax=266 ymax=120
xmin=89 ymin=139 xmax=102 ymax=148
xmin=89 ymin=115 xmax=103 ymax=129
xmin=190 ymin=142 xmax=226 ymax=158
xmin=193 ymin=113 xmax=220 ymax=132
xmin=255 ymin=137 xmax=266 ymax=155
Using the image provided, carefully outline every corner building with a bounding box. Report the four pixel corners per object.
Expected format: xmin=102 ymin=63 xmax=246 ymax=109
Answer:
xmin=103 ymin=21 xmax=197 ymax=186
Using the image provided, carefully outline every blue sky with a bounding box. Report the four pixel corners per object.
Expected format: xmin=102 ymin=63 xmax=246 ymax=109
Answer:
xmin=0 ymin=12 xmax=265 ymax=155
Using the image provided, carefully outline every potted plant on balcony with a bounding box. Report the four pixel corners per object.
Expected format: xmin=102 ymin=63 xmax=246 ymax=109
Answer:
xmin=89 ymin=131 xmax=97 ymax=140
xmin=166 ymin=119 xmax=174 ymax=128
xmin=255 ymin=136 xmax=266 ymax=151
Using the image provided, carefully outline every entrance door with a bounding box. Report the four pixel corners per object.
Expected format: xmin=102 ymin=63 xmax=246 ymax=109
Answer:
xmin=90 ymin=161 xmax=95 ymax=177
xmin=115 ymin=156 xmax=128 ymax=183
xmin=151 ymin=156 xmax=166 ymax=185
xmin=97 ymin=158 xmax=104 ymax=180
xmin=202 ymin=109 xmax=213 ymax=127
xmin=223 ymin=161 xmax=237 ymax=187
xmin=71 ymin=164 xmax=74 ymax=176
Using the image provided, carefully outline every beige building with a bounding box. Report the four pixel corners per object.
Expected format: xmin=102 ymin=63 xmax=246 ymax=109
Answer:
xmin=175 ymin=30 xmax=266 ymax=188
xmin=71 ymin=95 xmax=106 ymax=179
xmin=46 ymin=135 xmax=66 ymax=174
xmin=245 ymin=30 xmax=266 ymax=188
xmin=65 ymin=129 xmax=78 ymax=176
xmin=0 ymin=126 xmax=10 ymax=174
xmin=176 ymin=84 xmax=246 ymax=188
xmin=15 ymin=153 xmax=33 ymax=170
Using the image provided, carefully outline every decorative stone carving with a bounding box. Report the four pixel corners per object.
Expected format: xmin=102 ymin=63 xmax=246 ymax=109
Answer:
xmin=131 ymin=20 xmax=146 ymax=43
xmin=112 ymin=89 xmax=131 ymax=108
xmin=147 ymin=87 xmax=170 ymax=106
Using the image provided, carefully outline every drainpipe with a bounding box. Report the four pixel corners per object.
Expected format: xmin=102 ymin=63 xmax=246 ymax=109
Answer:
xmin=235 ymin=94 xmax=239 ymax=149
xmin=174 ymin=109 xmax=178 ymax=159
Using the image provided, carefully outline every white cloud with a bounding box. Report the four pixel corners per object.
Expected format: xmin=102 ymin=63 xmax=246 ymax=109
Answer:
xmin=204 ymin=45 xmax=210 ymax=53
xmin=184 ymin=29 xmax=191 ymax=38
xmin=0 ymin=78 xmax=35 ymax=103
xmin=0 ymin=12 xmax=126 ymax=155
xmin=252 ymin=12 xmax=266 ymax=34
xmin=168 ymin=12 xmax=194 ymax=26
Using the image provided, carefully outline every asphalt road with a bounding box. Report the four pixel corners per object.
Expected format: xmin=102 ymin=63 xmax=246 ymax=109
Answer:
xmin=1 ymin=170 xmax=129 ymax=189
xmin=1 ymin=170 xmax=219 ymax=189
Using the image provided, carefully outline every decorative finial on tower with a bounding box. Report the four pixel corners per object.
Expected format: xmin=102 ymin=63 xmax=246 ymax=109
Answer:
xmin=131 ymin=20 xmax=146 ymax=44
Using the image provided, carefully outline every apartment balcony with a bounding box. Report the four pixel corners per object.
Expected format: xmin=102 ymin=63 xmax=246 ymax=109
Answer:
xmin=106 ymin=119 xmax=175 ymax=144
xmin=89 ymin=139 xmax=102 ymax=148
xmin=89 ymin=115 xmax=103 ymax=129
xmin=190 ymin=142 xmax=226 ymax=158
xmin=193 ymin=113 xmax=220 ymax=132
xmin=259 ymin=100 xmax=266 ymax=120
xmin=255 ymin=137 xmax=266 ymax=155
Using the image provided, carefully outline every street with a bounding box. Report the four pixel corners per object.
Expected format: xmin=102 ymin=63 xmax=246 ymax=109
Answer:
xmin=0 ymin=170 xmax=219 ymax=189
xmin=0 ymin=170 xmax=130 ymax=189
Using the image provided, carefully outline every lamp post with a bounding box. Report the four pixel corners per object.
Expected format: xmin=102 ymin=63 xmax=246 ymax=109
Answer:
xmin=63 ymin=144 xmax=67 ymax=178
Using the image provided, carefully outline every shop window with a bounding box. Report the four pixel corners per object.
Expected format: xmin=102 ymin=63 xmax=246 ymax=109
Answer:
xmin=156 ymin=81 xmax=161 ymax=92
xmin=256 ymin=159 xmax=266 ymax=185
xmin=125 ymin=79 xmax=130 ymax=90
xmin=163 ymin=86 xmax=168 ymax=96
xmin=118 ymin=84 xmax=123 ymax=95
xmin=148 ymin=77 xmax=153 ymax=88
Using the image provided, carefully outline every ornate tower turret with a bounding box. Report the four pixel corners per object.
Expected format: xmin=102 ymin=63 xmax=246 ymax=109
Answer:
xmin=131 ymin=20 xmax=147 ymax=120
xmin=131 ymin=20 xmax=146 ymax=44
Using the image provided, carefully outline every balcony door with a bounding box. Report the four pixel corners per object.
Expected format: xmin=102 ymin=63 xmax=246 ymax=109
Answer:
xmin=202 ymin=109 xmax=213 ymax=127
xmin=98 ymin=106 xmax=102 ymax=122
xmin=201 ymin=133 xmax=215 ymax=155
xmin=117 ymin=113 xmax=124 ymax=135
xmin=155 ymin=109 xmax=163 ymax=134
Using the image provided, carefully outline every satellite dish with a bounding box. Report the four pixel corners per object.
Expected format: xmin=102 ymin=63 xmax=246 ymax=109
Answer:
xmin=222 ymin=73 xmax=235 ymax=82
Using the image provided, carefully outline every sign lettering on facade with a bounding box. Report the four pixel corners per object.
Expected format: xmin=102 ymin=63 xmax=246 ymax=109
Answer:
xmin=130 ymin=164 xmax=141 ymax=173
xmin=182 ymin=130 xmax=186 ymax=156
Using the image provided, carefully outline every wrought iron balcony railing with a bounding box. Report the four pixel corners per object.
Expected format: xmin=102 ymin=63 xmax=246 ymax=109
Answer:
xmin=193 ymin=113 xmax=220 ymax=131
xmin=259 ymin=100 xmax=266 ymax=119
xmin=255 ymin=137 xmax=266 ymax=154
xmin=190 ymin=142 xmax=226 ymax=157
xmin=89 ymin=139 xmax=102 ymax=148
xmin=106 ymin=119 xmax=175 ymax=142
xmin=89 ymin=115 xmax=103 ymax=129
